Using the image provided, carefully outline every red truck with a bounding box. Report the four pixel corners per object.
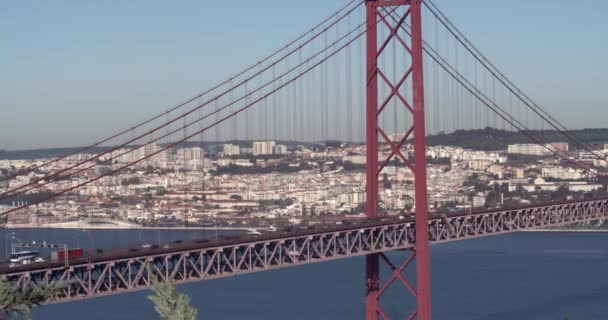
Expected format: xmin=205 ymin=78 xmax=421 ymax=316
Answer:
xmin=51 ymin=248 xmax=84 ymax=261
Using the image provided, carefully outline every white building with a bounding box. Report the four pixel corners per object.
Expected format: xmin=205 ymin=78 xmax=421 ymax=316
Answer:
xmin=507 ymin=144 xmax=551 ymax=156
xmin=337 ymin=192 xmax=365 ymax=205
xmin=342 ymin=155 xmax=366 ymax=165
xmin=132 ymin=143 xmax=170 ymax=163
xmin=191 ymin=147 xmax=204 ymax=161
xmin=112 ymin=148 xmax=135 ymax=164
xmin=177 ymin=147 xmax=204 ymax=161
xmin=222 ymin=144 xmax=240 ymax=156
xmin=508 ymin=178 xmax=603 ymax=192
xmin=468 ymin=159 xmax=493 ymax=171
xmin=273 ymin=145 xmax=288 ymax=155
xmin=253 ymin=141 xmax=276 ymax=156
xmin=216 ymin=159 xmax=253 ymax=167
xmin=472 ymin=193 xmax=486 ymax=207
xmin=541 ymin=167 xmax=583 ymax=180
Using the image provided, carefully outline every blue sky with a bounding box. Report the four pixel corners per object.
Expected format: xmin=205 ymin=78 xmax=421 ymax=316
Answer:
xmin=1 ymin=0 xmax=607 ymax=150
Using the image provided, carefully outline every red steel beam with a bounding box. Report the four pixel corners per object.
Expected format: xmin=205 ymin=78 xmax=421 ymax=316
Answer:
xmin=410 ymin=1 xmax=432 ymax=319
xmin=365 ymin=0 xmax=431 ymax=319
xmin=366 ymin=1 xmax=380 ymax=220
xmin=365 ymin=2 xmax=381 ymax=319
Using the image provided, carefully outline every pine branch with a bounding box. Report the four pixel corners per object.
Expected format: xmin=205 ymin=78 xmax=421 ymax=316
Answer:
xmin=0 ymin=279 xmax=64 ymax=320
xmin=148 ymin=276 xmax=198 ymax=320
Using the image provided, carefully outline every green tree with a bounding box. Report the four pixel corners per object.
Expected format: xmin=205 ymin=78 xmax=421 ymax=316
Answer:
xmin=148 ymin=278 xmax=198 ymax=320
xmin=0 ymin=279 xmax=63 ymax=320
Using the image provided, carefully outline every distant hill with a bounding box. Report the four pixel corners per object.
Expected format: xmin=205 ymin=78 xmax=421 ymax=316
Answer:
xmin=0 ymin=140 xmax=307 ymax=161
xmin=2 ymin=128 xmax=608 ymax=160
xmin=0 ymin=147 xmax=113 ymax=161
xmin=426 ymin=127 xmax=608 ymax=151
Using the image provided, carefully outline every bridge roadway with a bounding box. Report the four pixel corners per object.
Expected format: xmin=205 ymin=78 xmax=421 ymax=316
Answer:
xmin=2 ymin=197 xmax=608 ymax=303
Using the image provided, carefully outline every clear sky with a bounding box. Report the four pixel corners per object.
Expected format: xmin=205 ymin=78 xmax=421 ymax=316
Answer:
xmin=1 ymin=0 xmax=607 ymax=150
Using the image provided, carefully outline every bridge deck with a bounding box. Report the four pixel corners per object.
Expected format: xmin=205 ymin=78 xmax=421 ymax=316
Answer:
xmin=2 ymin=198 xmax=608 ymax=303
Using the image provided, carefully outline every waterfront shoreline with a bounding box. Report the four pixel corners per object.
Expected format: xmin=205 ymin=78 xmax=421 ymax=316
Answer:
xmin=4 ymin=222 xmax=607 ymax=233
xmin=4 ymin=222 xmax=253 ymax=231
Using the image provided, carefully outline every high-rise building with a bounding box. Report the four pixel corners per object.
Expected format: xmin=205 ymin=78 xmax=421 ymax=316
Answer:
xmin=144 ymin=143 xmax=161 ymax=158
xmin=191 ymin=147 xmax=204 ymax=161
xmin=114 ymin=148 xmax=134 ymax=164
xmin=253 ymin=141 xmax=276 ymax=155
xmin=222 ymin=144 xmax=241 ymax=156
xmin=154 ymin=149 xmax=171 ymax=163
xmin=177 ymin=147 xmax=204 ymax=161
xmin=273 ymin=144 xmax=288 ymax=155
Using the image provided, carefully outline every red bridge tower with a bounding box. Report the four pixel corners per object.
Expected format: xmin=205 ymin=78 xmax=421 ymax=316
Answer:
xmin=365 ymin=0 xmax=431 ymax=319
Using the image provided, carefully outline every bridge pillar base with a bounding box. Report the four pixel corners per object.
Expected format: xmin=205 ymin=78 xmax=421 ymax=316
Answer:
xmin=367 ymin=250 xmax=419 ymax=320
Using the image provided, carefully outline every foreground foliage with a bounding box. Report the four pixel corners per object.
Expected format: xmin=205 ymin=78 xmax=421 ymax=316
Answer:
xmin=0 ymin=279 xmax=63 ymax=320
xmin=148 ymin=277 xmax=198 ymax=320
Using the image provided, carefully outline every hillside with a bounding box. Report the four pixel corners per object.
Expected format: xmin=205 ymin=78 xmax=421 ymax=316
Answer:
xmin=0 ymin=141 xmax=301 ymax=161
xmin=426 ymin=127 xmax=608 ymax=151
xmin=2 ymin=128 xmax=608 ymax=160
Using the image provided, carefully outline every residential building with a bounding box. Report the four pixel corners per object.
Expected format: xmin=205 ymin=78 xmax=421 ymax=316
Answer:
xmin=507 ymin=144 xmax=551 ymax=156
xmin=253 ymin=141 xmax=276 ymax=156
xmin=273 ymin=145 xmax=288 ymax=155
xmin=222 ymin=144 xmax=240 ymax=156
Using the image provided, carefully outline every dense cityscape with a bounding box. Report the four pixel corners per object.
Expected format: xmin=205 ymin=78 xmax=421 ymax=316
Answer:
xmin=2 ymin=137 xmax=607 ymax=230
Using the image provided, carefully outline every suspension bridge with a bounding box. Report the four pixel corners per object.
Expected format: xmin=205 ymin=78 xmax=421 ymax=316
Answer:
xmin=1 ymin=1 xmax=606 ymax=319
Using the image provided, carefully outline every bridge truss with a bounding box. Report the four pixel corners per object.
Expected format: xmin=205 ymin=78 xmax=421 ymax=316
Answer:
xmin=3 ymin=198 xmax=607 ymax=306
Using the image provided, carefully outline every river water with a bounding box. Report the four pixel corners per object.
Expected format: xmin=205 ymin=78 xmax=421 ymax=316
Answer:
xmin=2 ymin=229 xmax=607 ymax=320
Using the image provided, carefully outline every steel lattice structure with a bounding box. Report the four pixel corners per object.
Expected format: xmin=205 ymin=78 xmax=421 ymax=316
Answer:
xmin=3 ymin=198 xmax=607 ymax=305
xmin=365 ymin=1 xmax=431 ymax=318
